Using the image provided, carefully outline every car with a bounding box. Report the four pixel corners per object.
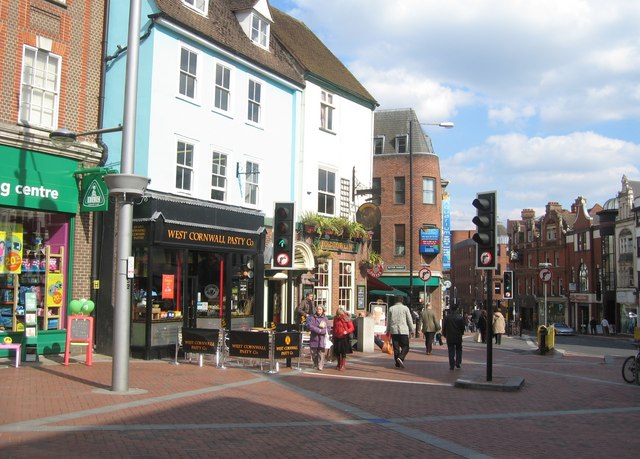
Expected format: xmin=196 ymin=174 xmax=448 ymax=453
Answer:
xmin=552 ymin=322 xmax=576 ymax=336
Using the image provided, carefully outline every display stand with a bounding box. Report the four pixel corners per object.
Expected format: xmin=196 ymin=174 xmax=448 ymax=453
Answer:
xmin=63 ymin=315 xmax=93 ymax=366
xmin=23 ymin=292 xmax=38 ymax=362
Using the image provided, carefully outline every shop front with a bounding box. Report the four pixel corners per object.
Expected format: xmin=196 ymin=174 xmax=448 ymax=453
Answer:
xmin=0 ymin=146 xmax=80 ymax=357
xmin=107 ymin=191 xmax=265 ymax=360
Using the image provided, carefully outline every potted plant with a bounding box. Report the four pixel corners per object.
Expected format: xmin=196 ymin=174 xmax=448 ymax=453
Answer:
xmin=312 ymin=239 xmax=332 ymax=261
xmin=300 ymin=211 xmax=320 ymax=234
xmin=361 ymin=250 xmax=383 ymax=269
xmin=349 ymin=221 xmax=368 ymax=242
xmin=318 ymin=216 xmax=340 ymax=237
xmin=333 ymin=217 xmax=351 ymax=238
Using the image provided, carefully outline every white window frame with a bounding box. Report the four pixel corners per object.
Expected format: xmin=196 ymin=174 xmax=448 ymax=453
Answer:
xmin=373 ymin=136 xmax=385 ymax=154
xmin=178 ymin=46 xmax=198 ymax=101
xmin=247 ymin=78 xmax=262 ymax=125
xmin=19 ymin=45 xmax=61 ymax=129
xmin=176 ymin=140 xmax=195 ymax=193
xmin=182 ymin=0 xmax=208 ymax=15
xmin=546 ymin=224 xmax=556 ymax=241
xmin=338 ymin=261 xmax=355 ymax=313
xmin=210 ymin=151 xmax=227 ymax=201
xmin=422 ymin=177 xmax=435 ymax=204
xmin=244 ymin=160 xmax=260 ymax=206
xmin=395 ymin=135 xmax=408 ymax=153
xmin=251 ymin=13 xmax=270 ymax=49
xmin=318 ymin=168 xmax=336 ymax=215
xmin=320 ymin=90 xmax=335 ymax=131
xmin=214 ymin=62 xmax=232 ymax=113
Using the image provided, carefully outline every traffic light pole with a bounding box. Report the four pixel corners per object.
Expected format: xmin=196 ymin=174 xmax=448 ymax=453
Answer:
xmin=486 ymin=270 xmax=493 ymax=382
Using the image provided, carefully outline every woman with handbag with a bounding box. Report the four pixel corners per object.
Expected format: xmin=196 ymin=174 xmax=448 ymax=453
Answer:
xmin=307 ymin=305 xmax=329 ymax=370
xmin=332 ymin=308 xmax=354 ymax=371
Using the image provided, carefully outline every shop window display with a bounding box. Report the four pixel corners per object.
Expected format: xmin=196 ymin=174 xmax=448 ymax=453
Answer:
xmin=0 ymin=210 xmax=68 ymax=332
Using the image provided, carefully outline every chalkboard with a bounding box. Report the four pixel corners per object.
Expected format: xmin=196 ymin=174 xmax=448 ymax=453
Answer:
xmin=70 ymin=317 xmax=91 ymax=341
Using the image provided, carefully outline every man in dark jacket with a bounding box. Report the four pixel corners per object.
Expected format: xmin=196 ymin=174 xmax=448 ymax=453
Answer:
xmin=442 ymin=304 xmax=466 ymax=370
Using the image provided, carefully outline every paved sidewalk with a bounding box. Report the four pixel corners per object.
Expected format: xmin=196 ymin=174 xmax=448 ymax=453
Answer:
xmin=1 ymin=335 xmax=638 ymax=458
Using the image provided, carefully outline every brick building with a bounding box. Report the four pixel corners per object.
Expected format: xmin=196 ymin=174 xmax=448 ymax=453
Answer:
xmin=372 ymin=108 xmax=446 ymax=316
xmin=0 ymin=1 xmax=104 ymax=355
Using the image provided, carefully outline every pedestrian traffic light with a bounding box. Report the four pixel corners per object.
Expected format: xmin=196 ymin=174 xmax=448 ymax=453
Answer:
xmin=272 ymin=202 xmax=295 ymax=269
xmin=503 ymin=271 xmax=513 ymax=299
xmin=472 ymin=191 xmax=497 ymax=269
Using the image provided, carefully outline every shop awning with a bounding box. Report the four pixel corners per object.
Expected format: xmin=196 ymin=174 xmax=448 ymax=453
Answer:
xmin=367 ymin=274 xmax=394 ymax=291
xmin=380 ymin=276 xmax=440 ymax=288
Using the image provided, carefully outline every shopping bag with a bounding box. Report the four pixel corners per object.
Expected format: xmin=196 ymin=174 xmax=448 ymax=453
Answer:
xmin=381 ymin=335 xmax=393 ymax=355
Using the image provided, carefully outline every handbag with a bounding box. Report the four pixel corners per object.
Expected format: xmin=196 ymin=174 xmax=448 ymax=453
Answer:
xmin=381 ymin=335 xmax=393 ymax=355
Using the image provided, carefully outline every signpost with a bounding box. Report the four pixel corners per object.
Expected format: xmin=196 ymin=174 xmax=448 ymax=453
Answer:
xmin=418 ymin=267 xmax=431 ymax=306
xmin=539 ymin=266 xmax=552 ymax=326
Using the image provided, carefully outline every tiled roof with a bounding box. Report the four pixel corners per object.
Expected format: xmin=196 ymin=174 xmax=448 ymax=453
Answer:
xmin=269 ymin=7 xmax=377 ymax=107
xmin=374 ymin=108 xmax=434 ymax=154
xmin=228 ymin=0 xmax=259 ymax=10
xmin=154 ymin=0 xmax=303 ymax=86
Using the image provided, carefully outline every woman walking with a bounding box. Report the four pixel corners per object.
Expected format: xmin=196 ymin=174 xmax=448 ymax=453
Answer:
xmin=332 ymin=308 xmax=354 ymax=371
xmin=493 ymin=307 xmax=506 ymax=345
xmin=307 ymin=305 xmax=329 ymax=370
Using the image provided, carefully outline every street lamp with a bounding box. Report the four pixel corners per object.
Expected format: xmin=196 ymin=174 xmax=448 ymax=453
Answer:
xmin=51 ymin=0 xmax=144 ymax=393
xmin=408 ymin=120 xmax=454 ymax=313
xmin=49 ymin=125 xmax=123 ymax=148
xmin=539 ymin=262 xmax=552 ymax=326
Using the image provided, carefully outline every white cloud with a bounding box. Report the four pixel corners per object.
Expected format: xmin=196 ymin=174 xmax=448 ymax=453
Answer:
xmin=274 ymin=0 xmax=640 ymax=230
xmin=443 ymin=132 xmax=640 ymax=229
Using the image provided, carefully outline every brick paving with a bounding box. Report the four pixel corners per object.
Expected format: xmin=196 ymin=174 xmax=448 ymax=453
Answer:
xmin=1 ymin=334 xmax=638 ymax=458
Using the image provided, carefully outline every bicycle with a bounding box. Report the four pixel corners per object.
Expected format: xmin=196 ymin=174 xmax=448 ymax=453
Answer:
xmin=621 ymin=343 xmax=640 ymax=384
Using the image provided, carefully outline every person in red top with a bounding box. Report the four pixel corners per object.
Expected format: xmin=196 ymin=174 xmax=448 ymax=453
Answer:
xmin=332 ymin=307 xmax=354 ymax=371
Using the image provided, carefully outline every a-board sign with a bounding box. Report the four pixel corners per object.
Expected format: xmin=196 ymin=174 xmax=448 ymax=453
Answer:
xmin=181 ymin=328 xmax=219 ymax=354
xmin=64 ymin=315 xmax=94 ymax=366
xmin=228 ymin=330 xmax=270 ymax=359
xmin=70 ymin=317 xmax=91 ymax=341
xmin=274 ymin=331 xmax=301 ymax=359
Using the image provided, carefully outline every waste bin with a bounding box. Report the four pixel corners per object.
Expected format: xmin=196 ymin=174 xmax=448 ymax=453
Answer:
xmin=538 ymin=325 xmax=548 ymax=355
xmin=537 ymin=325 xmax=555 ymax=355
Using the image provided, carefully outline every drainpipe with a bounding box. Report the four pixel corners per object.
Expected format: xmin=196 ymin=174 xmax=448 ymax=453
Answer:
xmin=91 ymin=0 xmax=112 ymax=312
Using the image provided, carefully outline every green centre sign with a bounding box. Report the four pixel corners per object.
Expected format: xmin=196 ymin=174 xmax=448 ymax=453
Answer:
xmin=0 ymin=145 xmax=79 ymax=213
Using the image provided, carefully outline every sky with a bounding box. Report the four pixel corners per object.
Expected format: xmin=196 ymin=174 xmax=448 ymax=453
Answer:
xmin=269 ymin=0 xmax=640 ymax=230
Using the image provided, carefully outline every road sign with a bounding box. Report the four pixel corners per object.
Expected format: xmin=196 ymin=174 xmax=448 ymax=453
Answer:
xmin=479 ymin=250 xmax=494 ymax=267
xmin=418 ymin=268 xmax=431 ymax=281
xmin=275 ymin=252 xmax=290 ymax=267
xmin=539 ymin=268 xmax=552 ymax=282
xmin=443 ymin=280 xmax=452 ymax=289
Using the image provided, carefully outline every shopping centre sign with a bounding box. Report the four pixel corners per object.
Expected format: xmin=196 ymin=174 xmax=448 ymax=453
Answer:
xmin=0 ymin=146 xmax=79 ymax=213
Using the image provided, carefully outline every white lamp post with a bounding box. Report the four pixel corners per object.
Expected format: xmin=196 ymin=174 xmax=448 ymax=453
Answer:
xmin=408 ymin=120 xmax=453 ymax=313
xmin=51 ymin=0 xmax=145 ymax=393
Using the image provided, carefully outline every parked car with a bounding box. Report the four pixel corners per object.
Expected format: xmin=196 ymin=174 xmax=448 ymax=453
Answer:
xmin=552 ymin=322 xmax=576 ymax=335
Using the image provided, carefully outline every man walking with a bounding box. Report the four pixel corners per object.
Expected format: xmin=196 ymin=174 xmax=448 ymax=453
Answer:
xmin=296 ymin=292 xmax=314 ymax=328
xmin=386 ymin=295 xmax=415 ymax=368
xmin=442 ymin=304 xmax=465 ymax=370
xmin=420 ymin=303 xmax=440 ymax=355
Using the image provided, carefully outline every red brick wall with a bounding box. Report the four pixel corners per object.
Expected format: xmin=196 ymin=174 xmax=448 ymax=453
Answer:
xmin=373 ymin=152 xmax=444 ymax=314
xmin=0 ymin=0 xmax=104 ymax=302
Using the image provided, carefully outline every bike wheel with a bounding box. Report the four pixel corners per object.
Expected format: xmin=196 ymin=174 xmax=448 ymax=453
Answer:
xmin=622 ymin=356 xmax=636 ymax=383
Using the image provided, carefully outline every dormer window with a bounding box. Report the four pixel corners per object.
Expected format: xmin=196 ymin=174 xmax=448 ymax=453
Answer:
xmin=251 ymin=13 xmax=270 ymax=48
xmin=395 ymin=135 xmax=408 ymax=153
xmin=233 ymin=2 xmax=273 ymax=51
xmin=183 ymin=0 xmax=208 ymax=15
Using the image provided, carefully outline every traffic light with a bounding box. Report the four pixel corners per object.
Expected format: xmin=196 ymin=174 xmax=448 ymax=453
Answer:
xmin=503 ymin=270 xmax=513 ymax=299
xmin=472 ymin=191 xmax=497 ymax=269
xmin=272 ymin=202 xmax=295 ymax=269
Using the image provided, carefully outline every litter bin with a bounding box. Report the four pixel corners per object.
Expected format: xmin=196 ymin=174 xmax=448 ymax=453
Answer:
xmin=537 ymin=325 xmax=555 ymax=355
xmin=546 ymin=324 xmax=555 ymax=350
xmin=538 ymin=325 xmax=548 ymax=355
